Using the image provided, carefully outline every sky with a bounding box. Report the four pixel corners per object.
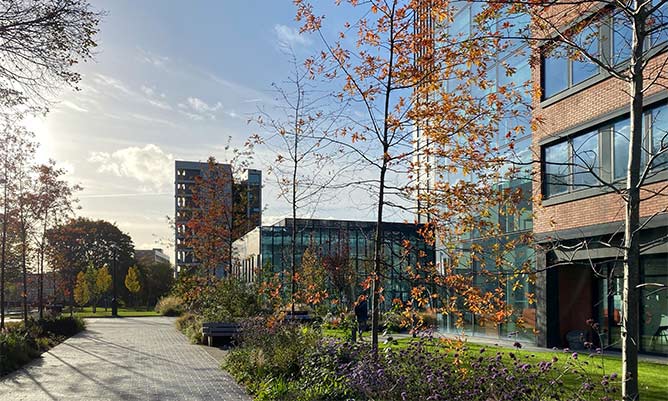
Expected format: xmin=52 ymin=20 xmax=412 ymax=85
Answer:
xmin=26 ymin=0 xmax=395 ymax=261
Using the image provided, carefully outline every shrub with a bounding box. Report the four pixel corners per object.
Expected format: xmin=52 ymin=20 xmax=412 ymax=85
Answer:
xmin=0 ymin=317 xmax=86 ymax=377
xmin=0 ymin=329 xmax=39 ymax=375
xmin=38 ymin=316 xmax=85 ymax=337
xmin=155 ymin=296 xmax=184 ymax=316
xmin=224 ymin=318 xmax=320 ymax=389
xmin=199 ymin=278 xmax=260 ymax=322
xmin=175 ymin=312 xmax=203 ymax=344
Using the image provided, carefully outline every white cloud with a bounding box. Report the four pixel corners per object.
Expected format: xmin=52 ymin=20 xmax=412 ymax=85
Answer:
xmin=93 ymin=73 xmax=133 ymax=96
xmin=88 ymin=144 xmax=173 ymax=190
xmin=187 ymin=96 xmax=222 ymax=113
xmin=274 ymin=24 xmax=312 ymax=47
xmin=177 ymin=96 xmax=223 ymax=120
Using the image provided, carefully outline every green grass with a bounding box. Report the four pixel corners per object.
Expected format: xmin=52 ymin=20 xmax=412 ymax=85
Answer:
xmin=72 ymin=306 xmax=160 ymax=318
xmin=322 ymin=328 xmax=668 ymax=401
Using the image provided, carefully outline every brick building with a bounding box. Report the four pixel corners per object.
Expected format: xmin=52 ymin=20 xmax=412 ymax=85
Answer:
xmin=417 ymin=3 xmax=668 ymax=354
xmin=532 ymin=7 xmax=668 ymax=354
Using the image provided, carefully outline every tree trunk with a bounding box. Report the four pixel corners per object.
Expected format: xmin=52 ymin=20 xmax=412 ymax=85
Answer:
xmin=621 ymin=7 xmax=645 ymax=400
xmin=21 ymin=228 xmax=27 ymax=324
xmin=1 ymin=176 xmax=7 ymax=330
xmin=38 ymin=210 xmax=48 ymax=320
xmin=371 ymin=158 xmax=388 ymax=354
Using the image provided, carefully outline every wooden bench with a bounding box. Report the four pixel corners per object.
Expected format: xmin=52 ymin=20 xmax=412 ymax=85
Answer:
xmin=202 ymin=322 xmax=240 ymax=347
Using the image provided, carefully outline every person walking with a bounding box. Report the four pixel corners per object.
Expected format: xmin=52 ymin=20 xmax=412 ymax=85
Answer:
xmin=354 ymin=296 xmax=368 ymax=338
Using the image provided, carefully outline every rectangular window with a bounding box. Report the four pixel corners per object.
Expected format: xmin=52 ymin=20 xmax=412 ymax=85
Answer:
xmin=572 ymin=130 xmax=600 ymax=186
xmin=543 ymin=55 xmax=569 ymax=98
xmin=650 ymin=105 xmax=668 ymax=169
xmin=613 ymin=119 xmax=630 ymax=180
xmin=612 ymin=13 xmax=632 ymax=64
xmin=544 ymin=141 xmax=570 ymax=196
xmin=572 ymin=27 xmax=600 ymax=85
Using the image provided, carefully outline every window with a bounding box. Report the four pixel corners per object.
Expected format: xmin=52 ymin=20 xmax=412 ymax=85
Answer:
xmin=542 ymin=8 xmax=668 ymax=100
xmin=543 ymin=103 xmax=668 ymax=198
xmin=543 ymin=55 xmax=569 ymax=98
xmin=613 ymin=120 xmax=630 ymax=180
xmin=649 ymin=106 xmax=668 ymax=169
xmin=544 ymin=140 xmax=570 ymax=196
xmin=543 ymin=25 xmax=600 ymax=98
xmin=572 ymin=130 xmax=599 ymax=186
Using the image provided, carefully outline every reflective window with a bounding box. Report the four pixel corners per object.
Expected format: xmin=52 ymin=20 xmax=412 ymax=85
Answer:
xmin=543 ymin=55 xmax=569 ymax=98
xmin=544 ymin=141 xmax=570 ymax=196
xmin=650 ymin=106 xmax=668 ymax=170
xmin=572 ymin=130 xmax=599 ymax=187
xmin=614 ymin=120 xmax=630 ymax=180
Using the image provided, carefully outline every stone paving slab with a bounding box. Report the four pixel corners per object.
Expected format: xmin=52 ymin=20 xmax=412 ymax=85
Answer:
xmin=0 ymin=317 xmax=251 ymax=401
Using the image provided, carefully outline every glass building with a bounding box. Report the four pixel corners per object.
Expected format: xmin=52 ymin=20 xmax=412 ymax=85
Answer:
xmin=232 ymin=218 xmax=435 ymax=306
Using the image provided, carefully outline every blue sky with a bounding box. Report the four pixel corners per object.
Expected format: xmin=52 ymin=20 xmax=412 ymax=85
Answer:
xmin=27 ymin=0 xmax=382 ymax=259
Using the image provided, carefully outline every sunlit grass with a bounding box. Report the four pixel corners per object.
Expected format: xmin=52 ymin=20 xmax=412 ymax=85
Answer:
xmin=72 ymin=306 xmax=160 ymax=318
xmin=322 ymin=328 xmax=668 ymax=401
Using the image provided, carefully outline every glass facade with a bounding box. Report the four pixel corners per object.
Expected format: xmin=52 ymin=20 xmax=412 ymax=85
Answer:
xmin=594 ymin=253 xmax=668 ymax=355
xmin=255 ymin=219 xmax=434 ymax=306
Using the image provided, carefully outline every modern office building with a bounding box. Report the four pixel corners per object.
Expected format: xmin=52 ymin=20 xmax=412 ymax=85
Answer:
xmin=415 ymin=2 xmax=536 ymax=342
xmin=232 ymin=218 xmax=435 ymax=306
xmin=135 ymin=248 xmax=170 ymax=266
xmin=418 ymin=3 xmax=668 ymax=354
xmin=174 ymin=160 xmax=262 ymax=277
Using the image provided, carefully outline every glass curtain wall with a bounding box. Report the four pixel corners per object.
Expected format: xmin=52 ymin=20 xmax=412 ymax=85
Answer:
xmin=436 ymin=4 xmax=535 ymax=342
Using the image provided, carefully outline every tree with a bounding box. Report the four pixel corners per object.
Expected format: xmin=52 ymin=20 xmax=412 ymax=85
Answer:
xmin=0 ymin=0 xmax=100 ymax=111
xmin=254 ymin=54 xmax=351 ymax=314
xmin=94 ymin=265 xmax=111 ymax=312
xmin=186 ymin=153 xmax=253 ymax=279
xmin=295 ymin=243 xmax=328 ymax=310
xmin=295 ymin=0 xmax=525 ymax=353
xmin=47 ymin=218 xmax=134 ymax=312
xmin=137 ymin=262 xmax=173 ymax=309
xmin=31 ymin=161 xmax=79 ymax=318
xmin=73 ymin=271 xmax=89 ymax=307
xmin=124 ymin=266 xmax=141 ymax=306
xmin=0 ymin=119 xmax=36 ymax=328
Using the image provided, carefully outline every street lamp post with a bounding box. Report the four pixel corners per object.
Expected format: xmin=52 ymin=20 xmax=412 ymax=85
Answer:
xmin=111 ymin=245 xmax=118 ymax=317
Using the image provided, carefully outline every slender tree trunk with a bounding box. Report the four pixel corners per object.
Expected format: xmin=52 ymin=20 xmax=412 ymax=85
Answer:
xmin=370 ymin=2 xmax=396 ymax=355
xmin=291 ymin=89 xmax=300 ymax=316
xmin=38 ymin=210 xmax=48 ymax=319
xmin=1 ymin=176 xmax=8 ymax=329
xmin=622 ymin=7 xmax=645 ymax=400
xmin=21 ymin=227 xmax=27 ymax=324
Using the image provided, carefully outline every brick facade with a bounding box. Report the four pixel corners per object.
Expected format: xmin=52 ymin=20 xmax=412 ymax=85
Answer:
xmin=532 ymin=53 xmax=668 ymax=234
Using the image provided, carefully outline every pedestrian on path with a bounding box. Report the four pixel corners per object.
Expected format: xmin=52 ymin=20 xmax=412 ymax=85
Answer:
xmin=354 ymin=296 xmax=368 ymax=338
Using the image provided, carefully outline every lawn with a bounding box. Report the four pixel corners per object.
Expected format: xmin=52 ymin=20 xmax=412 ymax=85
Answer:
xmin=72 ymin=306 xmax=160 ymax=318
xmin=322 ymin=329 xmax=668 ymax=401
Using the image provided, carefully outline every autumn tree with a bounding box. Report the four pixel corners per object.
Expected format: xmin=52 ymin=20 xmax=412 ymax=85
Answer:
xmin=295 ymin=0 xmax=527 ymax=353
xmin=124 ymin=266 xmax=141 ymax=306
xmin=0 ymin=119 xmax=37 ymax=328
xmin=73 ymin=271 xmax=89 ymax=307
xmin=31 ymin=161 xmax=80 ymax=318
xmin=186 ymin=157 xmax=236 ymax=280
xmin=93 ymin=265 xmax=111 ymax=312
xmin=47 ymin=218 xmax=134 ymax=313
xmin=295 ymin=242 xmax=328 ymax=311
xmin=253 ymin=54 xmax=352 ymax=314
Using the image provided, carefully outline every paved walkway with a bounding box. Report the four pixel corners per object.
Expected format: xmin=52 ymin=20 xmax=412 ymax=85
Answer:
xmin=0 ymin=317 xmax=251 ymax=401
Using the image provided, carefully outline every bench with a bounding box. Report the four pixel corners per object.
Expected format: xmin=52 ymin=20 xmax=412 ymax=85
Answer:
xmin=201 ymin=322 xmax=240 ymax=347
xmin=284 ymin=310 xmax=315 ymax=322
